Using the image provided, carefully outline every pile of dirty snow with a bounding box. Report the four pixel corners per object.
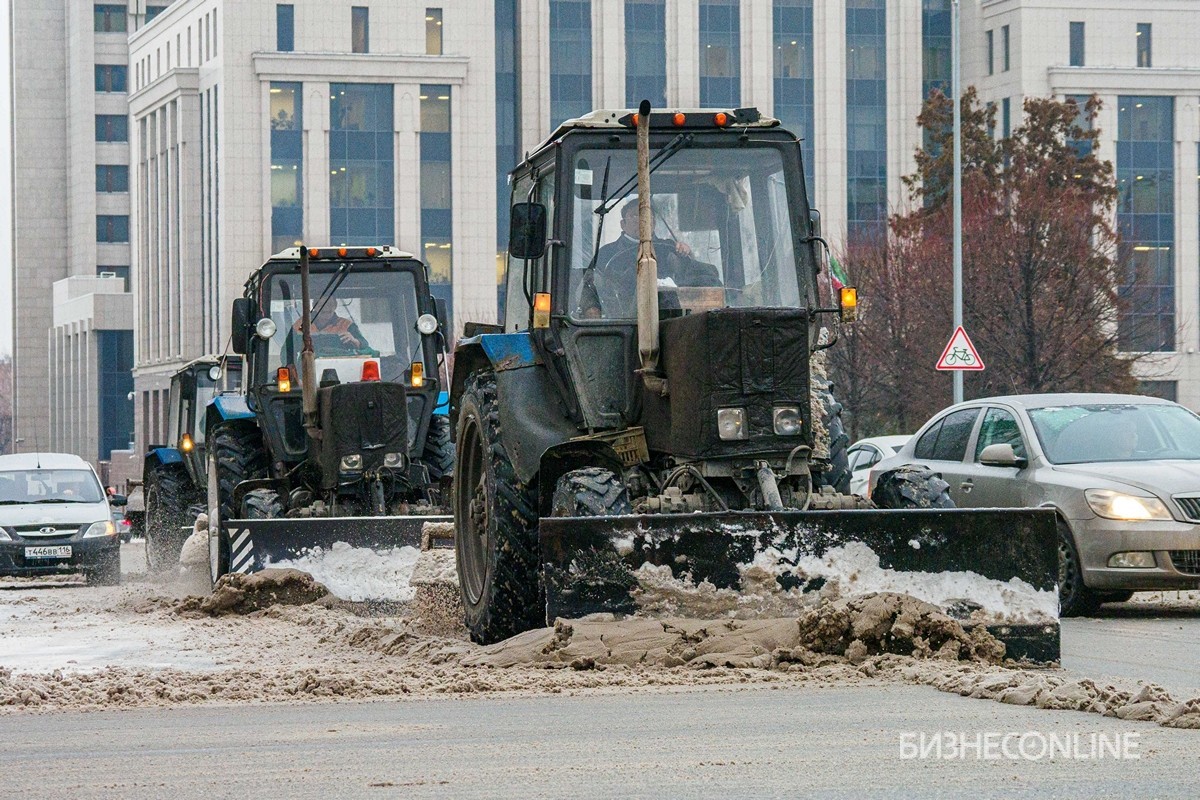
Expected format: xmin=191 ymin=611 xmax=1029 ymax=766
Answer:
xmin=267 ymin=543 xmax=421 ymax=602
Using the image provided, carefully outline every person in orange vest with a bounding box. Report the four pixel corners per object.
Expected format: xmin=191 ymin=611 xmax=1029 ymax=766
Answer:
xmin=293 ymin=303 xmax=369 ymax=350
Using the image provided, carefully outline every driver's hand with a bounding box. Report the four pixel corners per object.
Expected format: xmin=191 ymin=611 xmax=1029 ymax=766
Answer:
xmin=338 ymin=331 xmax=360 ymax=346
xmin=674 ymin=240 xmax=692 ymax=257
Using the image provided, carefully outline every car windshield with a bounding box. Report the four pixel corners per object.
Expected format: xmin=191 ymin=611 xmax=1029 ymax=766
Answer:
xmin=0 ymin=469 xmax=105 ymax=504
xmin=264 ymin=266 xmax=423 ymax=383
xmin=1028 ymin=403 xmax=1200 ymax=464
xmin=568 ymin=145 xmax=801 ymax=320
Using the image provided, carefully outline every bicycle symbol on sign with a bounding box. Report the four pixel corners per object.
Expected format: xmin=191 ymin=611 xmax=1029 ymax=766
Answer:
xmin=945 ymin=347 xmax=975 ymax=366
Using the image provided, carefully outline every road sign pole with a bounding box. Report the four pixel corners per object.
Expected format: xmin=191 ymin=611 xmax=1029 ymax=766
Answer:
xmin=952 ymin=0 xmax=964 ymax=404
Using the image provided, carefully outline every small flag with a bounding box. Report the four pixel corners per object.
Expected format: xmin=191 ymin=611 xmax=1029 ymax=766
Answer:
xmin=829 ymin=256 xmax=849 ymax=290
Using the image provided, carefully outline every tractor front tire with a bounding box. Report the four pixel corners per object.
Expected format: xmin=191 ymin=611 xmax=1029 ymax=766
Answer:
xmin=242 ymin=488 xmax=283 ymax=519
xmin=551 ymin=468 xmax=632 ymax=517
xmin=421 ymin=414 xmax=455 ymax=482
xmin=144 ymin=462 xmax=194 ymax=574
xmin=453 ymin=371 xmax=541 ymax=645
xmin=207 ymin=422 xmax=267 ymax=588
xmin=871 ymin=465 xmax=954 ymax=509
xmin=813 ymin=382 xmax=851 ymax=495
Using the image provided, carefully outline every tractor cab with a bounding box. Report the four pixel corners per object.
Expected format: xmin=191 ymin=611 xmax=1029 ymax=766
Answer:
xmin=165 ymin=355 xmax=242 ymax=487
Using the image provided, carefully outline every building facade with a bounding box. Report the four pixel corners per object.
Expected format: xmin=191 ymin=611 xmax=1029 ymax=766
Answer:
xmin=10 ymin=0 xmax=1200 ymax=463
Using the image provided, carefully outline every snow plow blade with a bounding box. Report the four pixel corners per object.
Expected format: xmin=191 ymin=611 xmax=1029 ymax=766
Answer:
xmin=220 ymin=515 xmax=452 ymax=573
xmin=540 ymin=508 xmax=1060 ymax=664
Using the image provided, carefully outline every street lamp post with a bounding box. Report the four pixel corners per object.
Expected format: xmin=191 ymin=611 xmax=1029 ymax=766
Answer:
xmin=952 ymin=0 xmax=964 ymax=404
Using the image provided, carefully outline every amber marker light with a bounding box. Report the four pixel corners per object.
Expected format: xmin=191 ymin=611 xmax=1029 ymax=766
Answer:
xmin=673 ymin=112 xmax=686 ymax=127
xmin=713 ymin=112 xmax=729 ymax=127
xmin=533 ymin=292 xmax=552 ymax=329
xmin=308 ymin=248 xmax=320 ymax=258
xmin=180 ymin=433 xmax=194 ymax=453
xmin=839 ymin=286 xmax=859 ymax=323
xmin=276 ymin=366 xmax=292 ymax=392
xmin=410 ymin=362 xmax=425 ymax=387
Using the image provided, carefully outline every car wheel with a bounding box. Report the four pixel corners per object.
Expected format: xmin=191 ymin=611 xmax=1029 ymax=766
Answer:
xmin=1057 ymin=521 xmax=1101 ymax=616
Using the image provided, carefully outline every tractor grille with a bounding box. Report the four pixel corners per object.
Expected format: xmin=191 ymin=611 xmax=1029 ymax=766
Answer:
xmin=1169 ymin=551 xmax=1200 ymax=576
xmin=1173 ymin=495 xmax=1200 ymax=522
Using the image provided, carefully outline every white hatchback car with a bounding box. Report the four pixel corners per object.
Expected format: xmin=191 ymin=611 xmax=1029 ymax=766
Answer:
xmin=846 ymin=435 xmax=910 ymax=496
xmin=0 ymin=452 xmax=123 ymax=584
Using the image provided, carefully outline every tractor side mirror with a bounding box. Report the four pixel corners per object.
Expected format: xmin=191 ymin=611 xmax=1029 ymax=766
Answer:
xmin=808 ymin=208 xmax=822 ymax=240
xmin=231 ymin=298 xmax=253 ymax=354
xmin=434 ymin=298 xmax=449 ymax=336
xmin=508 ymin=202 xmax=547 ymax=260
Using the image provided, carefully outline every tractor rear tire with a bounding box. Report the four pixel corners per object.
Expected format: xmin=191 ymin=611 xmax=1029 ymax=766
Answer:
xmin=453 ymin=371 xmax=541 ymax=645
xmin=242 ymin=488 xmax=283 ymax=519
xmin=813 ymin=382 xmax=851 ymax=495
xmin=551 ymin=468 xmax=632 ymax=517
xmin=144 ymin=462 xmax=194 ymax=574
xmin=207 ymin=422 xmax=267 ymax=587
xmin=871 ymin=465 xmax=954 ymax=509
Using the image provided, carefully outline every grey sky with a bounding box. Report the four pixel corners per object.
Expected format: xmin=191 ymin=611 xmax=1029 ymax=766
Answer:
xmin=1 ymin=5 xmax=13 ymax=357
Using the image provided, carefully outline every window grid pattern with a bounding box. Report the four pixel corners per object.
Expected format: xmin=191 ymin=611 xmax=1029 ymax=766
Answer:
xmin=421 ymin=86 xmax=453 ymax=323
xmin=550 ymin=0 xmax=592 ymax=130
xmin=96 ymin=165 xmax=130 ymax=193
xmin=97 ymin=331 xmax=135 ymax=460
xmin=922 ymin=0 xmax=951 ymax=99
xmin=270 ymin=82 xmax=303 ymax=253
xmin=495 ymin=0 xmax=521 ymax=318
xmin=773 ymin=0 xmax=814 ymax=198
xmin=846 ymin=0 xmax=887 ymax=242
xmin=95 ymin=65 xmax=127 ymax=93
xmin=95 ymin=114 xmax=128 ymax=142
xmin=330 ymin=84 xmax=394 ymax=244
xmin=625 ymin=0 xmax=667 ymax=107
xmin=699 ymin=0 xmax=740 ymax=107
xmin=97 ymin=215 xmax=130 ymax=243
xmin=94 ymin=4 xmax=127 ymax=32
xmin=1116 ymin=96 xmax=1174 ymax=352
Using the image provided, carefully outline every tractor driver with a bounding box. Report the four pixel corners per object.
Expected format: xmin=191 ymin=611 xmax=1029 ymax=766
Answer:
xmin=292 ymin=303 xmax=370 ymax=353
xmin=578 ymin=198 xmax=721 ymax=319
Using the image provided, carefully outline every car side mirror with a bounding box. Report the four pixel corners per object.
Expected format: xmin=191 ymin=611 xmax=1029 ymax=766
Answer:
xmin=110 ymin=494 xmax=128 ymax=507
xmin=979 ymin=443 xmax=1027 ymax=469
xmin=508 ymin=202 xmax=547 ymax=260
xmin=231 ymin=297 xmax=253 ymax=354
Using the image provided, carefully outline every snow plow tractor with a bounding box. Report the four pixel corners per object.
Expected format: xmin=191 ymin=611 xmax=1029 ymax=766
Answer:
xmin=142 ymin=355 xmax=241 ymax=572
xmin=207 ymin=246 xmax=452 ymax=584
xmin=449 ymin=104 xmax=1060 ymax=662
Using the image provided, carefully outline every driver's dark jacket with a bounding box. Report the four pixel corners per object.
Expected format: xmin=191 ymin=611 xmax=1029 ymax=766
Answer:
xmin=585 ymin=234 xmax=721 ymax=317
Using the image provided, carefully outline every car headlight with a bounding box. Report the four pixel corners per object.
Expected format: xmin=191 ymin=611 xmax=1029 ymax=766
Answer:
xmin=383 ymin=452 xmax=405 ymax=468
xmin=83 ymin=520 xmax=116 ymax=538
xmin=773 ymin=406 xmax=802 ymax=436
xmin=717 ymin=408 xmax=747 ymax=440
xmin=1084 ymin=489 xmax=1172 ymax=521
xmin=340 ymin=454 xmax=364 ymax=471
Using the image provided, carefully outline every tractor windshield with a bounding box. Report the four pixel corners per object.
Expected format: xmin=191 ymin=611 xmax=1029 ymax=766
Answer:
xmin=568 ymin=145 xmax=801 ymax=320
xmin=262 ymin=265 xmax=424 ymax=383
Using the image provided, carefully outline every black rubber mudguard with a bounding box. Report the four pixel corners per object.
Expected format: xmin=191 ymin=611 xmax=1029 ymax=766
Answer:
xmin=221 ymin=515 xmax=452 ymax=574
xmin=540 ymin=508 xmax=1060 ymax=663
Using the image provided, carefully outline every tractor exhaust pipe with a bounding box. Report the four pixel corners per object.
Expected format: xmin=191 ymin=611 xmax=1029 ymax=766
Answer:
xmin=298 ymin=244 xmax=319 ymax=436
xmin=635 ymin=100 xmax=667 ymax=396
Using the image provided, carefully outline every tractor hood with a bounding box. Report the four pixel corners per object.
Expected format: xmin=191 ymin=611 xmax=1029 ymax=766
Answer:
xmin=644 ymin=307 xmax=812 ymax=459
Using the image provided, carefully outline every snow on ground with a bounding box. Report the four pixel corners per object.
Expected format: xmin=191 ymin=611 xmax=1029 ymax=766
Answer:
xmin=265 ymin=543 xmax=421 ymax=602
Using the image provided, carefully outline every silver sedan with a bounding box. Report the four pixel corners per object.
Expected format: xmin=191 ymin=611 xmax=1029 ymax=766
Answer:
xmin=869 ymin=393 xmax=1200 ymax=615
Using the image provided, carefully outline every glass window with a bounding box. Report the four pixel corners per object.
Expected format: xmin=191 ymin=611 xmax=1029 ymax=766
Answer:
xmin=931 ymin=408 xmax=980 ymax=461
xmin=626 ymin=0 xmax=666 ymax=108
xmin=98 ymin=331 xmax=135 ymax=459
xmin=1029 ymin=403 xmax=1200 ymax=464
xmin=1136 ymin=23 xmax=1151 ymax=68
xmin=1138 ymin=380 xmax=1177 ymax=402
xmin=426 ymin=8 xmax=443 ymax=55
xmin=146 ymin=5 xmax=168 ymax=22
xmin=0 ymin=469 xmax=106 ymax=504
xmin=352 ymin=6 xmax=369 ymax=53
xmin=1069 ymin=21 xmax=1084 ymax=67
xmin=845 ymin=0 xmax=886 ymax=243
xmin=329 ymin=84 xmax=394 ymax=245
xmin=699 ymin=0 xmax=740 ymax=107
xmin=94 ymin=4 xmax=126 ymax=32
xmin=550 ymin=0 xmax=592 ymax=129
xmin=97 ymin=265 xmax=131 ymax=292
xmin=277 ymin=5 xmax=295 ymax=52
xmin=1117 ymin=96 xmax=1174 ymax=352
xmin=975 ymin=408 xmax=1026 ymax=460
xmin=95 ymin=114 xmax=129 ymax=142
xmin=1001 ymin=24 xmax=1010 ymax=71
xmin=421 ymin=86 xmax=453 ymax=323
xmin=97 ymin=215 xmax=130 ymax=243
xmin=496 ymin=0 xmax=520 ymax=319
xmin=913 ymin=419 xmax=944 ymax=460
xmin=773 ymin=0 xmax=814 ymax=197
xmin=1001 ymin=97 xmax=1011 ymax=138
xmin=986 ymin=29 xmax=993 ymax=76
xmin=95 ymin=65 xmax=128 ymax=93
xmin=922 ymin=0 xmax=951 ymax=99
xmin=270 ymin=82 xmax=303 ymax=253
xmin=567 ymin=146 xmax=802 ymax=321
xmin=96 ymin=165 xmax=130 ymax=193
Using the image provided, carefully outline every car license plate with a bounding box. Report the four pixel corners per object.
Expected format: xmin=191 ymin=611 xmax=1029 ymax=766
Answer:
xmin=25 ymin=545 xmax=72 ymax=559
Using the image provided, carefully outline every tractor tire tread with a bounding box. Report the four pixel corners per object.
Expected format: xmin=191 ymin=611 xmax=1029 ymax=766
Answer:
xmin=210 ymin=422 xmax=269 ymax=523
xmin=420 ymin=413 xmax=455 ymax=482
xmin=144 ymin=461 xmax=198 ymax=573
xmin=871 ymin=465 xmax=955 ymax=509
xmin=813 ymin=380 xmax=852 ymax=495
xmin=551 ymin=467 xmax=633 ymax=518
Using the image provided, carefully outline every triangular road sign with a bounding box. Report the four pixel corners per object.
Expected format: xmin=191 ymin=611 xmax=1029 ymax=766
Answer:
xmin=936 ymin=326 xmax=985 ymax=371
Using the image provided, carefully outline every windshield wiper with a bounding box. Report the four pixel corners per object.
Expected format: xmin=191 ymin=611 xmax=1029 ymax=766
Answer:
xmin=595 ymin=132 xmax=694 ymax=218
xmin=27 ymin=498 xmax=93 ymax=504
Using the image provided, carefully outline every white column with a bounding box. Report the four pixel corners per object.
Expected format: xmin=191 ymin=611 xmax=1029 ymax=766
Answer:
xmin=1174 ymin=97 xmax=1198 ymax=368
xmin=813 ymin=0 xmax=846 ymax=244
xmin=305 ymin=82 xmax=331 ymax=245
xmin=742 ymin=0 xmax=772 ymax=110
xmin=890 ymin=0 xmax=923 ymax=214
xmin=594 ymin=0 xmax=625 ymax=109
xmin=671 ymin=0 xmax=699 ymax=107
xmin=395 ymin=85 xmax=421 ymax=257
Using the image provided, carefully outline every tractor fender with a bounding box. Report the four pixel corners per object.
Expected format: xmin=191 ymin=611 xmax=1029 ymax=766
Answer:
xmin=145 ymin=447 xmax=184 ymax=470
xmin=205 ymin=394 xmax=256 ymax=441
xmin=537 ymin=440 xmax=627 ymax=517
xmin=450 ymin=332 xmax=578 ymax=485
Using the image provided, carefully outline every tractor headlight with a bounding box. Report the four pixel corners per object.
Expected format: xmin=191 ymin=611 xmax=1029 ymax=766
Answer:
xmin=340 ymin=454 xmax=363 ymax=471
xmin=773 ymin=406 xmax=802 ymax=436
xmin=1084 ymin=489 xmax=1172 ymax=521
xmin=416 ymin=313 xmax=439 ymax=335
xmin=717 ymin=408 xmax=747 ymax=441
xmin=83 ymin=520 xmax=116 ymax=538
xmin=383 ymin=452 xmax=405 ymax=468
xmin=255 ymin=317 xmax=277 ymax=340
